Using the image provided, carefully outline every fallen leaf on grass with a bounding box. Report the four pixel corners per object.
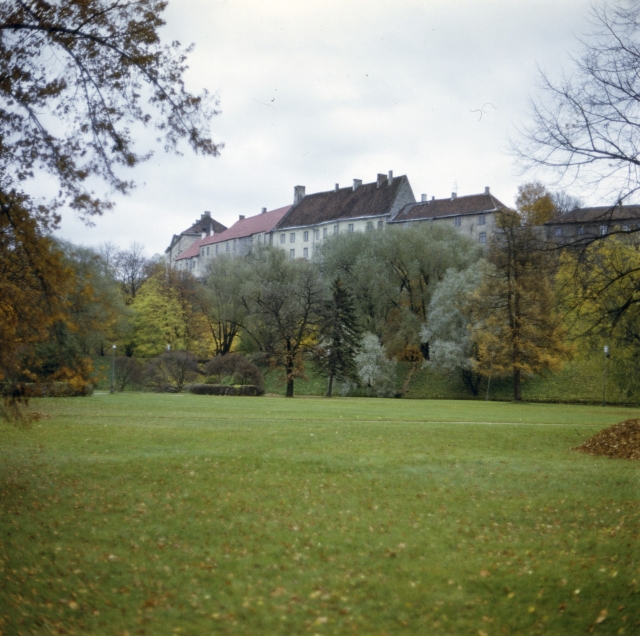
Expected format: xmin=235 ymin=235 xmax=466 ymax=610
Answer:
xmin=480 ymin=570 xmax=490 ymax=577
xmin=595 ymin=609 xmax=608 ymax=624
xmin=271 ymin=586 xmax=286 ymax=597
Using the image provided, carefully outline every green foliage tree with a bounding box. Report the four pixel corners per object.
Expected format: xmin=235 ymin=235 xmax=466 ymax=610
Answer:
xmin=315 ymin=279 xmax=362 ymax=397
xmin=354 ymin=333 xmax=397 ymax=397
xmin=201 ymin=255 xmax=249 ymax=356
xmin=321 ymin=224 xmax=482 ymax=359
xmin=241 ymin=248 xmax=326 ymax=398
xmin=422 ymin=267 xmax=483 ymax=396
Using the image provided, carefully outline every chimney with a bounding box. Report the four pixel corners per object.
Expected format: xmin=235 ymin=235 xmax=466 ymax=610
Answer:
xmin=335 ymin=183 xmax=339 ymax=192
xmin=261 ymin=207 xmax=267 ymax=214
xmin=421 ymin=194 xmax=427 ymax=202
xmin=239 ymin=215 xmax=245 ymax=221
xmin=202 ymin=211 xmax=211 ymax=218
xmin=432 ymin=196 xmax=435 ymax=202
xmin=451 ymin=192 xmax=457 ymax=200
xmin=201 ymin=230 xmax=207 ymax=239
xmin=353 ymin=179 xmax=362 ymax=191
xmin=294 ymin=185 xmax=305 ymax=204
xmin=484 ymin=186 xmax=490 ymax=195
xmin=388 ymin=170 xmax=393 ymax=186
xmin=377 ymin=173 xmax=386 ymax=188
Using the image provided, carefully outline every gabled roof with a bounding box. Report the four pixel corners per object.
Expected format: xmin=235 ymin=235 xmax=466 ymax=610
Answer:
xmin=546 ymin=205 xmax=640 ymax=225
xmin=165 ymin=214 xmax=227 ymax=252
xmin=182 ymin=215 xmax=227 ymax=236
xmin=201 ymin=205 xmax=291 ymax=246
xmin=390 ymin=192 xmax=508 ymax=223
xmin=276 ymin=176 xmax=411 ymax=229
xmin=175 ymin=206 xmax=291 ymax=260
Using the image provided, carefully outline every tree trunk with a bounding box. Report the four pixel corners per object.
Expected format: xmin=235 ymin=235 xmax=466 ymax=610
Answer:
xmin=513 ymin=367 xmax=522 ymax=401
xmin=326 ymin=373 xmax=334 ymax=397
xmin=285 ymin=357 xmax=294 ymax=398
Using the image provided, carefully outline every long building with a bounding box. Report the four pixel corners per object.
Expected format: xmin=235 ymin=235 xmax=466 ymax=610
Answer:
xmin=167 ymin=171 xmax=506 ymax=275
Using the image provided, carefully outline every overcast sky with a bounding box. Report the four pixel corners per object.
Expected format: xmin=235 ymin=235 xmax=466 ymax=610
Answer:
xmin=55 ymin=0 xmax=594 ymax=256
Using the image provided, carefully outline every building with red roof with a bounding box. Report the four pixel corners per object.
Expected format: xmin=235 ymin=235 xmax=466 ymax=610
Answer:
xmin=173 ymin=205 xmax=291 ymax=276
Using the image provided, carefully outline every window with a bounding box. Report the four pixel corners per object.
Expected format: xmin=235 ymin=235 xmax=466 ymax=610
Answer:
xmin=303 ymin=247 xmax=308 ymax=258
xmin=403 ymin=222 xmax=409 ymax=229
xmin=280 ymin=233 xmax=285 ymax=244
xmin=315 ymin=229 xmax=320 ymax=240
xmin=366 ymin=221 xmax=373 ymax=231
xmin=303 ymin=231 xmax=309 ymax=242
xmin=290 ymin=249 xmax=295 ymax=258
xmin=454 ymin=217 xmax=461 ymax=227
xmin=377 ymin=220 xmax=383 ymax=230
xmin=348 ymin=223 xmax=354 ymax=233
xmin=555 ymin=227 xmax=562 ymax=237
xmin=577 ymin=226 xmax=584 ymax=235
xmin=226 ymin=243 xmax=229 ymax=252
xmin=215 ymin=244 xmax=219 ymax=254
xmin=479 ymin=232 xmax=486 ymax=244
xmin=290 ymin=233 xmax=295 ymax=243
xmin=600 ymin=224 xmax=608 ymax=235
xmin=623 ymin=223 xmax=631 ymax=231
xmin=206 ymin=246 xmax=210 ymax=255
xmin=233 ymin=240 xmax=237 ymax=251
xmin=478 ymin=215 xmax=486 ymax=226
xmin=323 ymin=227 xmax=328 ymax=238
xmin=333 ymin=225 xmax=338 ymax=235
xmin=257 ymin=234 xmax=261 ymax=244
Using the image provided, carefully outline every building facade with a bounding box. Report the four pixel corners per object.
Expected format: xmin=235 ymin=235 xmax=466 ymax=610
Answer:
xmin=544 ymin=205 xmax=640 ymax=243
xmin=164 ymin=211 xmax=227 ymax=268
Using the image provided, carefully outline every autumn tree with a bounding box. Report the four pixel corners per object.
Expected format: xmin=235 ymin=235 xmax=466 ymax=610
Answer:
xmin=469 ymin=206 xmax=572 ymax=401
xmin=557 ymin=232 xmax=640 ymax=398
xmin=131 ymin=268 xmax=212 ymax=358
xmin=0 ymin=1 xmax=219 ymax=390
xmin=314 ymin=279 xmax=362 ymax=397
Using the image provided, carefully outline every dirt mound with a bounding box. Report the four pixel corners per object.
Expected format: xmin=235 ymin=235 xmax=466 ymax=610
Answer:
xmin=575 ymin=419 xmax=640 ymax=460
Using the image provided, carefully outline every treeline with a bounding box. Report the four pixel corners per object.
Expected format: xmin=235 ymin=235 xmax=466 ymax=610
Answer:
xmin=3 ymin=183 xmax=640 ymax=401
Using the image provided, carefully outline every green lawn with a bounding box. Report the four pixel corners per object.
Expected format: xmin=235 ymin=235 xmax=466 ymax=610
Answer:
xmin=1 ymin=394 xmax=638 ymax=635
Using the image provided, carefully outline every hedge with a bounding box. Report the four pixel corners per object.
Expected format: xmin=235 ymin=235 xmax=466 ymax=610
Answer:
xmin=186 ymin=384 xmax=264 ymax=396
xmin=1 ymin=382 xmax=94 ymax=398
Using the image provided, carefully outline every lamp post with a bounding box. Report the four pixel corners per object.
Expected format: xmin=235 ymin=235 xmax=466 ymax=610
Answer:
xmin=602 ymin=345 xmax=610 ymax=407
xmin=110 ymin=343 xmax=116 ymax=394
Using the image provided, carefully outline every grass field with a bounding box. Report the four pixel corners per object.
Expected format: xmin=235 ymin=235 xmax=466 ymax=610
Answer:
xmin=1 ymin=394 xmax=638 ymax=635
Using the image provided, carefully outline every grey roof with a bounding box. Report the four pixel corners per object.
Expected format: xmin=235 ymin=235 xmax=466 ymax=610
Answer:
xmin=390 ymin=192 xmax=507 ymax=223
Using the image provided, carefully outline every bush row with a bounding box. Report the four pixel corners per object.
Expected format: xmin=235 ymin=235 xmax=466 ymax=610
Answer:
xmin=1 ymin=382 xmax=93 ymax=398
xmin=186 ymin=384 xmax=264 ymax=396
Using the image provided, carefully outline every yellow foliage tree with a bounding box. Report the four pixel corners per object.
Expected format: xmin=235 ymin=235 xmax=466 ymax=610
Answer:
xmin=469 ymin=207 xmax=572 ymax=401
xmin=557 ymin=231 xmax=640 ymax=397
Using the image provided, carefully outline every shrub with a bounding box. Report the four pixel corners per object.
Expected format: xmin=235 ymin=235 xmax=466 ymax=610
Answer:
xmin=143 ymin=351 xmax=200 ymax=392
xmin=1 ymin=382 xmax=93 ymax=397
xmin=186 ymin=384 xmax=264 ymax=396
xmin=112 ymin=356 xmax=144 ymax=392
xmin=204 ymin=354 xmax=264 ymax=388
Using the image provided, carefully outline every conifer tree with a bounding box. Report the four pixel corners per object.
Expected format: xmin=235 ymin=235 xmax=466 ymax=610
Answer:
xmin=315 ymin=279 xmax=362 ymax=397
xmin=469 ymin=205 xmax=572 ymax=401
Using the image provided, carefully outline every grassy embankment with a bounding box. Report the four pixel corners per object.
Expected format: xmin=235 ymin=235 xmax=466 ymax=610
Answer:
xmin=1 ymin=394 xmax=638 ymax=635
xmin=92 ymin=350 xmax=637 ymax=404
